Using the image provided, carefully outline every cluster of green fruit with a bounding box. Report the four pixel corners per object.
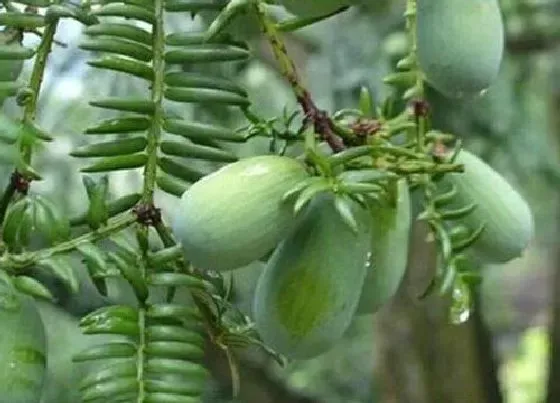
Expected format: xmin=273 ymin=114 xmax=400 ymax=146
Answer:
xmin=0 ymin=0 xmax=526 ymax=391
xmin=172 ymin=150 xmax=534 ymax=359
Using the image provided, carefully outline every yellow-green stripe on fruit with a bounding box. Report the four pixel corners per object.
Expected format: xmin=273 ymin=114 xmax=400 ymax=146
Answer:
xmin=172 ymin=155 xmax=309 ymax=271
xmin=0 ymin=281 xmax=47 ymax=403
xmin=417 ymin=0 xmax=504 ymax=98
xmin=443 ymin=150 xmax=534 ymax=264
xmin=253 ymin=194 xmax=371 ymax=359
xmin=357 ymin=179 xmax=411 ymax=315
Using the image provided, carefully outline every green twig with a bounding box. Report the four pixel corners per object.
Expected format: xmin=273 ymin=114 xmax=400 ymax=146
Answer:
xmin=141 ymin=0 xmax=165 ymax=204
xmin=383 ymin=162 xmax=464 ymax=175
xmin=253 ymin=1 xmax=345 ymax=152
xmin=136 ymin=307 xmax=147 ymax=403
xmin=134 ymin=0 xmax=167 ymax=399
xmin=0 ymin=212 xmax=137 ymax=271
xmin=21 ymin=19 xmax=59 ymax=164
xmin=404 ymin=0 xmax=428 ymax=153
xmin=0 ymin=18 xmax=59 ymax=221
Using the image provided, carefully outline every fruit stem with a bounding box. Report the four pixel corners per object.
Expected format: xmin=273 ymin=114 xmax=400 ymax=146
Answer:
xmin=252 ymin=1 xmax=345 ymax=153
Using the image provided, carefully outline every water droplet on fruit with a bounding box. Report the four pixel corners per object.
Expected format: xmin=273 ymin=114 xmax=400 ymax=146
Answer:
xmin=478 ymin=88 xmax=489 ymax=97
xmin=364 ymin=252 xmax=373 ymax=270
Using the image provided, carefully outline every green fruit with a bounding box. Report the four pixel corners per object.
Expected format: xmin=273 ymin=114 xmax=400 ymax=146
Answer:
xmin=0 ymin=280 xmax=47 ymax=403
xmin=417 ymin=0 xmax=504 ymax=98
xmin=279 ymin=0 xmax=352 ymax=18
xmin=253 ymin=194 xmax=371 ymax=359
xmin=357 ymin=179 xmax=411 ymax=314
xmin=172 ymin=155 xmax=309 ymax=271
xmin=443 ymin=150 xmax=534 ymax=264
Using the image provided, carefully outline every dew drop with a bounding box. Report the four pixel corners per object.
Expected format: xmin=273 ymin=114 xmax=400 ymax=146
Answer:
xmin=365 ymin=252 xmax=373 ymax=270
xmin=477 ymin=88 xmax=490 ymax=97
xmin=449 ymin=277 xmax=472 ymax=325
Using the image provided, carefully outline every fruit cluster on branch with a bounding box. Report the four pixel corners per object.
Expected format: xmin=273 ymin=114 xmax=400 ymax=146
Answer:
xmin=0 ymin=0 xmax=536 ymax=401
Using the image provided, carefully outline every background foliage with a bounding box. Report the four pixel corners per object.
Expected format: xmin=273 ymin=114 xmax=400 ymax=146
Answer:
xmin=1 ymin=0 xmax=560 ymax=402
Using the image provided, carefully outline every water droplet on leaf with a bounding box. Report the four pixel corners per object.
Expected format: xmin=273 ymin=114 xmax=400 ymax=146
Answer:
xmin=449 ymin=277 xmax=472 ymax=324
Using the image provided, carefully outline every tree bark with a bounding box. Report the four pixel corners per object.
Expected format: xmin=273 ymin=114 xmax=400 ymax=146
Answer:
xmin=472 ymin=291 xmax=504 ymax=403
xmin=375 ymin=221 xmax=504 ymax=403
xmin=545 ymin=90 xmax=560 ymax=403
xmin=545 ymin=235 xmax=560 ymax=403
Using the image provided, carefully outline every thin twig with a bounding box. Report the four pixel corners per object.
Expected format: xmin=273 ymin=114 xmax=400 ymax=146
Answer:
xmin=0 ymin=212 xmax=137 ymax=271
xmin=253 ymin=2 xmax=345 ymax=153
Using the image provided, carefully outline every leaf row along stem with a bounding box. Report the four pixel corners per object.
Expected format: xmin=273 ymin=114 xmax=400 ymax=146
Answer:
xmin=401 ymin=0 xmax=478 ymax=320
xmin=140 ymin=0 xmax=165 ymax=205
xmin=0 ymin=212 xmax=137 ymax=271
xmin=135 ymin=0 xmax=166 ymax=399
xmin=21 ymin=19 xmax=59 ymax=159
xmin=0 ymin=16 xmax=60 ymax=224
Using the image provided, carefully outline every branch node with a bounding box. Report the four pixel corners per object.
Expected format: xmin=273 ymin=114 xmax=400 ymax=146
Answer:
xmin=133 ymin=203 xmax=162 ymax=226
xmin=11 ymin=171 xmax=29 ymax=195
xmin=412 ymin=99 xmax=430 ymax=117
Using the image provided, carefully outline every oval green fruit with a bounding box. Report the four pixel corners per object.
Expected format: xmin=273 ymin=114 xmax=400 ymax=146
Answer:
xmin=172 ymin=155 xmax=309 ymax=271
xmin=279 ymin=0 xmax=352 ymax=18
xmin=357 ymin=179 xmax=411 ymax=315
xmin=417 ymin=0 xmax=504 ymax=98
xmin=253 ymin=194 xmax=371 ymax=359
xmin=443 ymin=150 xmax=534 ymax=264
xmin=0 ymin=280 xmax=47 ymax=403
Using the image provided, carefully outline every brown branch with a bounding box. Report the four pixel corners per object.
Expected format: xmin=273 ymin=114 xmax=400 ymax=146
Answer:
xmin=253 ymin=2 xmax=345 ymax=153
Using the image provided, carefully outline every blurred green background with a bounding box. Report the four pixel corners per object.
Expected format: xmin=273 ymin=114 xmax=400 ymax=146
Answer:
xmin=2 ymin=0 xmax=560 ymax=402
